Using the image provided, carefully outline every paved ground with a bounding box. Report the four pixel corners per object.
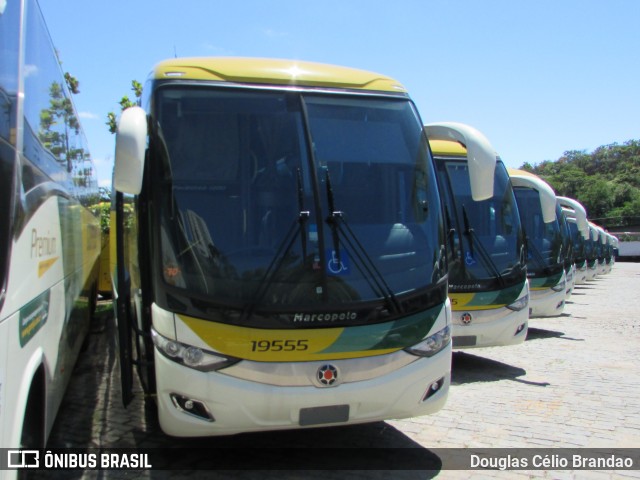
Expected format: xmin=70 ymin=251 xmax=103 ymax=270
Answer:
xmin=35 ymin=262 xmax=640 ymax=479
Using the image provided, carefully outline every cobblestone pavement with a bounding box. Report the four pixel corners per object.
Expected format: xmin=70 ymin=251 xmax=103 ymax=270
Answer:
xmin=36 ymin=263 xmax=640 ymax=479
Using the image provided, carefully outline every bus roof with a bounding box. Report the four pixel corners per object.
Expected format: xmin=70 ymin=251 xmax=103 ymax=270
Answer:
xmin=508 ymin=168 xmax=557 ymax=224
xmin=556 ymin=196 xmax=589 ymax=237
xmin=428 ymin=138 xmax=467 ymax=157
xmin=151 ymin=57 xmax=408 ymax=93
xmin=425 ymin=122 xmax=498 ymax=201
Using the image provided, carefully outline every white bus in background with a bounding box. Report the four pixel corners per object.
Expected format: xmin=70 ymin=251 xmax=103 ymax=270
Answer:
xmin=426 ymin=123 xmax=528 ymax=349
xmin=556 ymin=197 xmax=589 ymax=285
xmin=607 ymin=233 xmax=618 ymax=269
xmin=0 ymin=0 xmax=101 ymax=458
xmin=556 ymin=205 xmax=575 ymax=299
xmin=508 ymin=169 xmax=566 ymax=318
xmin=595 ymin=224 xmax=608 ymax=275
xmin=562 ymin=211 xmax=583 ymax=288
xmin=604 ymin=232 xmax=616 ymax=273
xmin=585 ymin=222 xmax=600 ymax=281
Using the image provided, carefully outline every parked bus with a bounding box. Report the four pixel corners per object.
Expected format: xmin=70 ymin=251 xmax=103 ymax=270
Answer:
xmin=594 ymin=224 xmax=607 ymax=275
xmin=562 ymin=212 xmax=581 ymax=287
xmin=556 ymin=204 xmax=574 ymax=299
xmin=585 ymin=222 xmax=600 ymax=281
xmin=508 ymin=169 xmax=566 ymax=317
xmin=603 ymin=232 xmax=615 ymax=274
xmin=111 ymin=57 xmax=452 ymax=437
xmin=556 ymin=197 xmax=589 ymax=285
xmin=606 ymin=233 xmax=617 ymax=270
xmin=426 ymin=123 xmax=528 ymax=348
xmin=0 ymin=0 xmax=100 ymax=454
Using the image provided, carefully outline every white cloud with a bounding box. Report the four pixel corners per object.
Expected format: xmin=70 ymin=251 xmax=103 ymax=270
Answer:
xmin=263 ymin=28 xmax=288 ymax=38
xmin=79 ymin=111 xmax=99 ymax=120
xmin=201 ymin=43 xmax=234 ymax=56
xmin=23 ymin=64 xmax=39 ymax=78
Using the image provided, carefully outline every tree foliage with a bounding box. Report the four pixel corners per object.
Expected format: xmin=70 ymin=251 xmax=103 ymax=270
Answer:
xmin=38 ymin=74 xmax=86 ymax=175
xmin=520 ymin=140 xmax=640 ymax=228
xmin=106 ymin=80 xmax=143 ymax=134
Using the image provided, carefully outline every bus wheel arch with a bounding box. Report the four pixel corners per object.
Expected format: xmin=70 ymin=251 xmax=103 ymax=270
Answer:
xmin=20 ymin=364 xmax=46 ymax=449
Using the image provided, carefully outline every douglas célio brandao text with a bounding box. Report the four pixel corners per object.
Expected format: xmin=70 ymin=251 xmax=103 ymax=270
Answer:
xmin=470 ymin=453 xmax=635 ymax=470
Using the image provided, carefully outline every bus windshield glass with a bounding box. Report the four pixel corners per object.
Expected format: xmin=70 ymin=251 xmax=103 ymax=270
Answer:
xmin=437 ymin=159 xmax=523 ymax=286
xmin=513 ymin=187 xmax=563 ymax=273
xmin=152 ymin=85 xmax=444 ymax=324
xmin=568 ymin=221 xmax=586 ymax=262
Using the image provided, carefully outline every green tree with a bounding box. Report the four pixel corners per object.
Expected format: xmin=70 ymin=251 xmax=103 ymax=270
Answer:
xmin=106 ymin=80 xmax=142 ymax=134
xmin=38 ymin=75 xmax=85 ymax=173
xmin=519 ymin=140 xmax=640 ymax=228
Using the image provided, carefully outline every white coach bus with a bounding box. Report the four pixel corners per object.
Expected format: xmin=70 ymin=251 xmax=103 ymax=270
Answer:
xmin=0 ymin=0 xmax=101 ymax=457
xmin=111 ymin=57 xmax=452 ymax=436
xmin=427 ymin=123 xmax=528 ymax=348
xmin=508 ymin=169 xmax=566 ymax=318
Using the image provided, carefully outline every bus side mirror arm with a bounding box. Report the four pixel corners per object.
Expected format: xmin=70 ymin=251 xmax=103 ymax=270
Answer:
xmin=114 ymin=106 xmax=147 ymax=195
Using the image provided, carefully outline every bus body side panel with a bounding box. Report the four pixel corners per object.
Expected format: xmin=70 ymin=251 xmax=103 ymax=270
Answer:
xmin=0 ymin=194 xmax=99 ymax=447
xmin=4 ymin=310 xmax=46 ymax=449
xmin=0 ymin=318 xmax=7 ymax=448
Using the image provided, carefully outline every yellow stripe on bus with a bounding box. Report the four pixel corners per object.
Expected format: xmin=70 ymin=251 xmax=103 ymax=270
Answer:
xmin=38 ymin=257 xmax=59 ymax=277
xmin=179 ymin=315 xmax=398 ymax=362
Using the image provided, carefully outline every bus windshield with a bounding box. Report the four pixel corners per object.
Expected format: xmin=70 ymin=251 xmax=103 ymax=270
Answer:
xmin=557 ymin=205 xmax=573 ymax=269
xmin=568 ymin=221 xmax=586 ymax=263
xmin=437 ymin=159 xmax=523 ymax=287
xmin=151 ymin=85 xmax=444 ymax=325
xmin=513 ymin=187 xmax=563 ymax=273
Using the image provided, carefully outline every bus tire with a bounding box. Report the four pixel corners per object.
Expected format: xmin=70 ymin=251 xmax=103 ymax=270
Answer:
xmin=21 ymin=368 xmax=45 ymax=449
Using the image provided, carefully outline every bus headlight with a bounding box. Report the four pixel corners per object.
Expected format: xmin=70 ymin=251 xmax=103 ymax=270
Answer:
xmin=404 ymin=325 xmax=451 ymax=358
xmin=551 ymin=280 xmax=566 ymax=292
xmin=506 ymin=294 xmax=529 ymax=312
xmin=151 ymin=328 xmax=239 ymax=372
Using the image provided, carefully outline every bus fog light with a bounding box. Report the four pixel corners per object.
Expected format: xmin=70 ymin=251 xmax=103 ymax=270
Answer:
xmin=423 ymin=377 xmax=445 ymax=401
xmin=170 ymin=394 xmax=214 ymax=422
xmin=515 ymin=323 xmax=526 ymax=335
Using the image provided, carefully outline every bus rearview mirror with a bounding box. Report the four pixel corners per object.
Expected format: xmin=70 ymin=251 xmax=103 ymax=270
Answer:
xmin=114 ymin=106 xmax=147 ymax=195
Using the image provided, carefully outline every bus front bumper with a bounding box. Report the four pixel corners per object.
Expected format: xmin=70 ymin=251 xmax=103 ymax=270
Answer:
xmin=451 ymin=306 xmax=528 ymax=349
xmin=154 ymin=346 xmax=451 ymax=437
xmin=529 ymin=287 xmax=565 ymax=318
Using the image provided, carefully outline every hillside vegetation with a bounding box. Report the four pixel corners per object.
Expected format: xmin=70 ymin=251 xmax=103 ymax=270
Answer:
xmin=520 ymin=140 xmax=640 ymax=229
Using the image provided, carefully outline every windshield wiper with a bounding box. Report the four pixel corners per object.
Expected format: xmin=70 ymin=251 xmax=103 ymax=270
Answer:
xmin=461 ymin=204 xmax=505 ymax=287
xmin=324 ymin=169 xmax=403 ymax=314
xmin=524 ymin=234 xmax=557 ymax=275
xmin=444 ymin=204 xmax=459 ymax=260
xmin=241 ymin=170 xmax=309 ymax=321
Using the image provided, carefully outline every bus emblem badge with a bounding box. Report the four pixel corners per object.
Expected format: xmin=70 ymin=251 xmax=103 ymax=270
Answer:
xmin=317 ymin=364 xmax=339 ymax=386
xmin=461 ymin=312 xmax=472 ymax=325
